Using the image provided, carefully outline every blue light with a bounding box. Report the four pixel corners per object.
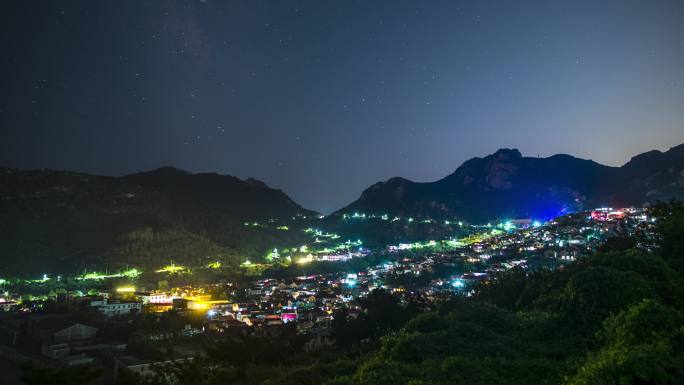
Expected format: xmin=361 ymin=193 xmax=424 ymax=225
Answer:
xmin=452 ymin=279 xmax=465 ymax=288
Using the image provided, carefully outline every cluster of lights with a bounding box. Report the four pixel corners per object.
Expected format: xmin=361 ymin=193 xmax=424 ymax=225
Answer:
xmin=342 ymin=273 xmax=358 ymax=287
xmin=156 ymin=263 xmax=186 ymax=274
xmin=26 ymin=274 xmax=52 ymax=284
xmin=267 ymin=234 xmax=364 ymax=265
xmin=591 ymin=208 xmax=625 ymax=221
xmin=304 ymin=228 xmax=341 ymax=240
xmin=342 ymin=212 xmax=471 ymax=227
xmin=78 ymin=268 xmax=141 ymax=281
xmin=384 ymin=227 xmax=507 ymax=255
xmin=296 ymin=255 xmax=314 ymax=265
xmin=388 ymin=240 xmax=439 ymax=251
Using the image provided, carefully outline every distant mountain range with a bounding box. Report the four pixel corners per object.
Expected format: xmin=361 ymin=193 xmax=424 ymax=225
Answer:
xmin=2 ymin=143 xmax=683 ymax=275
xmin=0 ymin=167 xmax=315 ymax=275
xmin=336 ymin=143 xmax=684 ymax=222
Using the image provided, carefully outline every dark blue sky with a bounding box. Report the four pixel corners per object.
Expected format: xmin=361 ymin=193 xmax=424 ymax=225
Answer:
xmin=1 ymin=0 xmax=683 ymax=213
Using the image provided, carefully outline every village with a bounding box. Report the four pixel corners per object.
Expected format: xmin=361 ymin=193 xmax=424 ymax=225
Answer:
xmin=0 ymin=207 xmax=657 ymax=381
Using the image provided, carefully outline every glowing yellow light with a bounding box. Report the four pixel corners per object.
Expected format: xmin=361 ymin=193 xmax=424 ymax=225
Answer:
xmin=297 ymin=254 xmax=314 ymax=265
xmin=117 ymin=286 xmax=136 ymax=293
xmin=189 ymin=301 xmax=208 ymax=310
xmin=156 ymin=263 xmax=185 ymax=274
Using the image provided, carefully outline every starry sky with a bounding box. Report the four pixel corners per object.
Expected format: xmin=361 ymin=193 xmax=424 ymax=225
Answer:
xmin=1 ymin=1 xmax=683 ymax=213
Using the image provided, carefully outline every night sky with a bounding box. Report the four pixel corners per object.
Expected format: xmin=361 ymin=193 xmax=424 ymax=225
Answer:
xmin=1 ymin=1 xmax=683 ymax=213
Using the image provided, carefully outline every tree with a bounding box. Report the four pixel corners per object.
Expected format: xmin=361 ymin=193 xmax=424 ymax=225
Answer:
xmin=567 ymin=299 xmax=684 ymax=385
xmin=653 ymin=201 xmax=684 ymax=272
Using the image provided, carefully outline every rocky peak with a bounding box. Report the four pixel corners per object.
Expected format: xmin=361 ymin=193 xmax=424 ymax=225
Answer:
xmin=492 ymin=148 xmax=523 ymax=160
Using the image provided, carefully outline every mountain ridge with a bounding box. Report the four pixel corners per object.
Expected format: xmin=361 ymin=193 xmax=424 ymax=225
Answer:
xmin=0 ymin=166 xmax=315 ymax=275
xmin=2 ymin=143 xmax=683 ymax=275
xmin=336 ymin=143 xmax=684 ymax=222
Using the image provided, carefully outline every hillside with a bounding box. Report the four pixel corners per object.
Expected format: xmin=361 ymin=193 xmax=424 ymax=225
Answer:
xmin=0 ymin=167 xmax=315 ymax=276
xmin=337 ymin=144 xmax=684 ymax=222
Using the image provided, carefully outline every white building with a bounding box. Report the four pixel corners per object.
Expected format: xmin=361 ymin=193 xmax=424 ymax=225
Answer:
xmin=96 ymin=301 xmax=141 ymax=317
xmin=136 ymin=292 xmax=170 ymax=304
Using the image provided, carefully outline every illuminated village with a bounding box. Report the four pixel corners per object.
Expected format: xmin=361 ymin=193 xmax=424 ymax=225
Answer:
xmin=0 ymin=207 xmax=657 ymax=376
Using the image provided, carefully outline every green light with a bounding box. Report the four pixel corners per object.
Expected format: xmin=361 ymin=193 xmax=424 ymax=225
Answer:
xmin=266 ymin=248 xmax=280 ymax=261
xmin=122 ymin=268 xmax=141 ymax=278
xmin=78 ymin=267 xmax=141 ymax=281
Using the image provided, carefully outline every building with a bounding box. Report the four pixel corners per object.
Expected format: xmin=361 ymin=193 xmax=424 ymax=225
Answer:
xmin=0 ymin=301 xmax=17 ymax=312
xmin=96 ymin=300 xmax=142 ymax=317
xmin=30 ymin=317 xmax=98 ymax=361
xmin=135 ymin=292 xmax=170 ymax=305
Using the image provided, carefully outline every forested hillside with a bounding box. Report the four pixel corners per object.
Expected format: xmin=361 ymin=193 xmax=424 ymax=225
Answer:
xmin=0 ymin=167 xmax=314 ymax=275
